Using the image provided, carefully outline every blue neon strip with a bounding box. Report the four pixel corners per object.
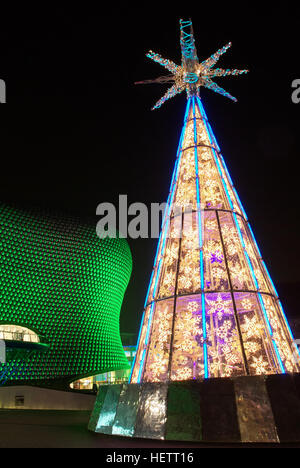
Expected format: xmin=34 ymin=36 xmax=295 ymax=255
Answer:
xmin=203 ymin=342 xmax=208 ymax=378
xmin=247 ymin=222 xmax=263 ymax=259
xmin=137 ymin=303 xmax=155 ymax=383
xmin=257 ymin=292 xmax=273 ymax=336
xmin=232 ymin=186 xmax=248 ymax=220
xmin=233 ymin=212 xmax=258 ymax=284
xmin=261 ymin=260 xmax=279 ymax=297
xmin=135 ymin=99 xmax=192 ymax=382
xmin=219 ymin=153 xmax=248 ymax=220
xmin=196 ymin=98 xmax=234 ymax=213
xmin=272 ymin=339 xmax=285 ymax=373
xmin=213 ymin=149 xmax=234 ymax=210
xmin=192 ymin=98 xmax=203 ymax=248
xmin=199 ymin=250 xmax=205 ymax=290
xmin=129 ymin=309 xmax=145 ymax=382
xmin=152 ymin=259 xmax=163 ymax=299
xmin=197 ymin=97 xmax=248 ymax=220
xmin=208 ymin=123 xmax=221 ymax=152
xmin=193 ymin=97 xmax=208 ymax=378
xmin=201 ymin=292 xmax=206 ymax=339
xmin=278 ymin=300 xmax=297 ymax=342
xmin=143 ymin=270 xmax=154 ymax=308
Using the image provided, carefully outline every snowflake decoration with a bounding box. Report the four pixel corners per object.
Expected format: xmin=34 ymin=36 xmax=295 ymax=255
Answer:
xmin=206 ymin=293 xmax=232 ymax=319
xmin=230 ymin=263 xmax=248 ymax=285
xmin=205 ymin=219 xmax=217 ymax=231
xmin=187 ymin=301 xmax=200 ymax=313
xmin=250 ymin=355 xmax=269 ymax=375
xmin=241 ymin=298 xmax=253 ymax=310
xmin=173 ymin=367 xmax=193 ymax=381
xmin=212 ymin=265 xmax=226 ymax=282
xmin=244 ymin=341 xmax=260 ymax=354
xmin=201 ymin=148 xmax=212 ymax=161
xmin=242 ymin=316 xmax=262 ymax=340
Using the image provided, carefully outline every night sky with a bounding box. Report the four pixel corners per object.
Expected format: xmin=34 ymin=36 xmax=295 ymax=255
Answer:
xmin=0 ymin=6 xmax=300 ymax=335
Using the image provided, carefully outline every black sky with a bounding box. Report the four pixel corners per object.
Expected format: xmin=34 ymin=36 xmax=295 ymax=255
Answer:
xmin=0 ymin=6 xmax=300 ymax=334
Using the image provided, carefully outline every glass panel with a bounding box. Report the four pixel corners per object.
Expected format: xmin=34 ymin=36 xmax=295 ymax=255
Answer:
xmin=214 ymin=150 xmax=243 ymax=215
xmin=261 ymin=294 xmax=298 ymax=373
xmin=203 ymin=210 xmax=230 ymax=291
xmin=198 ymin=109 xmax=243 ymax=216
xmin=112 ymin=383 xmax=141 ymax=437
xmin=173 ymin=148 xmax=197 ymax=210
xmin=194 ymin=103 xmax=202 ymax=120
xmin=219 ymin=211 xmax=255 ymax=290
xmin=143 ymin=298 xmax=174 ymax=382
xmin=177 ymin=211 xmax=201 ymax=295
xmin=205 ymin=292 xmax=245 ymax=378
xmin=134 ymin=383 xmax=168 ymax=440
xmin=236 ymin=216 xmax=269 ymax=293
xmin=197 ymin=146 xmax=229 ymax=210
xmin=157 ymin=218 xmax=180 ymax=299
xmin=170 ymin=294 xmax=205 ymax=381
xmin=234 ymin=292 xmax=277 ymax=375
xmin=182 ymin=117 xmax=195 ymax=150
xmin=196 ymin=119 xmax=211 ymax=146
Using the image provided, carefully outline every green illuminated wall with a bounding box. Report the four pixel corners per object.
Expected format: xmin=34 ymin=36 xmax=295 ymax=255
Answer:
xmin=0 ymin=203 xmax=132 ymax=388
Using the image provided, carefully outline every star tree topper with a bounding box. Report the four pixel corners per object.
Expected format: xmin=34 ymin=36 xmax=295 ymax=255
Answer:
xmin=135 ymin=19 xmax=249 ymax=110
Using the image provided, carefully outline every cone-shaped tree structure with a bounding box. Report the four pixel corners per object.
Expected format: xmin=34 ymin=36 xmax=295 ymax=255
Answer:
xmin=89 ymin=19 xmax=300 ymax=444
xmin=130 ymin=19 xmax=300 ymax=383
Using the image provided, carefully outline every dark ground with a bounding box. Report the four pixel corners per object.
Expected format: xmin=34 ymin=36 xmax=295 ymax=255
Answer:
xmin=0 ymin=410 xmax=299 ymax=448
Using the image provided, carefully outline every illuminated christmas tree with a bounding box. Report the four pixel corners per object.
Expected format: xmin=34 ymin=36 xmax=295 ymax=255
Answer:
xmin=130 ymin=19 xmax=299 ymax=383
xmin=90 ymin=19 xmax=300 ymax=443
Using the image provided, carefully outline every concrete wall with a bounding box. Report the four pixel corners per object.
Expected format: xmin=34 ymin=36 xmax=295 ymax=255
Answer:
xmin=0 ymin=386 xmax=96 ymax=410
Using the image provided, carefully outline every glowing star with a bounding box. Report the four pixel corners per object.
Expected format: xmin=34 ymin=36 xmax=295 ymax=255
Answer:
xmin=135 ymin=19 xmax=248 ymax=109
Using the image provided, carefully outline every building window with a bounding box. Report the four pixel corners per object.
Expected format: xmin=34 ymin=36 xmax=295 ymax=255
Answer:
xmin=70 ymin=344 xmax=137 ymax=390
xmin=0 ymin=325 xmax=40 ymax=343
